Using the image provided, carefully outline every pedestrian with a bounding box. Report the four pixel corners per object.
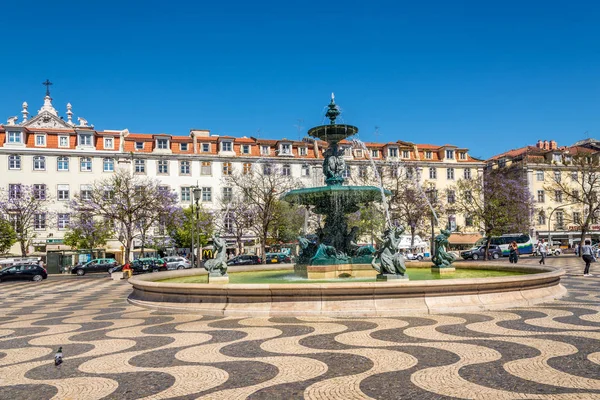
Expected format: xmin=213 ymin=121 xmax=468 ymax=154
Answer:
xmin=538 ymin=239 xmax=548 ymax=265
xmin=509 ymin=241 xmax=519 ymax=264
xmin=574 ymin=244 xmax=579 ymax=257
xmin=582 ymin=239 xmax=594 ymax=277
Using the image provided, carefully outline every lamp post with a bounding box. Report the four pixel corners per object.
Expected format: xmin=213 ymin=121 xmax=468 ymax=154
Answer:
xmin=426 ymin=188 xmax=436 ymax=257
xmin=547 ymin=202 xmax=578 ymax=247
xmin=193 ymin=187 xmax=202 ymax=268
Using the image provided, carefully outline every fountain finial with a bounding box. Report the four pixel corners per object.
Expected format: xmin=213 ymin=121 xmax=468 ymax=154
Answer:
xmin=325 ymin=93 xmax=340 ymax=124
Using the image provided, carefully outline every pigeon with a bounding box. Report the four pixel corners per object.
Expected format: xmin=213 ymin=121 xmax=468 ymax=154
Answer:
xmin=54 ymin=347 xmax=63 ymax=367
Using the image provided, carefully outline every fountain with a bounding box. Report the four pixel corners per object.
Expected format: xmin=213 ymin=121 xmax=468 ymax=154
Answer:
xmin=281 ymin=94 xmax=400 ymax=280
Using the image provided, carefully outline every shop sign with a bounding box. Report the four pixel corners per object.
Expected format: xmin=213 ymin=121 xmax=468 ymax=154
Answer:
xmin=46 ymin=239 xmax=64 ymax=244
xmin=202 ymin=249 xmax=214 ymax=259
xmin=568 ymin=224 xmax=600 ymax=231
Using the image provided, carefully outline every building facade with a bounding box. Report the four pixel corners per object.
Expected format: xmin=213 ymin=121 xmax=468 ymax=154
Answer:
xmin=0 ymin=92 xmax=485 ymax=258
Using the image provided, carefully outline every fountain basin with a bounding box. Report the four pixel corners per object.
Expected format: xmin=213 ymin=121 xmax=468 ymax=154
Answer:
xmin=127 ymin=263 xmax=566 ymax=317
xmin=282 ymin=185 xmax=390 ymax=213
xmin=308 ymin=123 xmax=358 ymax=144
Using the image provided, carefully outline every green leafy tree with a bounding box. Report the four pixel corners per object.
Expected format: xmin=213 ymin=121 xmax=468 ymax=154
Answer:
xmin=269 ymin=201 xmax=305 ymax=244
xmin=0 ymin=218 xmax=17 ymax=254
xmin=63 ymin=214 xmax=113 ymax=251
xmin=172 ymin=204 xmax=214 ymax=249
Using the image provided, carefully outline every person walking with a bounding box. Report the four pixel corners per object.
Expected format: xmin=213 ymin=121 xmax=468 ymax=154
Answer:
xmin=582 ymin=239 xmax=594 ymax=277
xmin=538 ymin=239 xmax=548 ymax=265
xmin=509 ymin=241 xmax=519 ymax=264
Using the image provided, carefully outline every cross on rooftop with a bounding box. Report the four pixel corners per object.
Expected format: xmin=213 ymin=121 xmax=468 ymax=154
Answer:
xmin=42 ymin=79 xmax=53 ymax=97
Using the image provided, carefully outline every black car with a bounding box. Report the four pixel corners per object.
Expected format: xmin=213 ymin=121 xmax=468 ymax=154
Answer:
xmin=461 ymin=245 xmax=503 ymax=260
xmin=129 ymin=258 xmax=168 ymax=274
xmin=72 ymin=258 xmax=118 ymax=276
xmin=227 ymin=255 xmax=262 ymax=266
xmin=0 ymin=264 xmax=48 ymax=282
xmin=265 ymin=253 xmax=292 ymax=264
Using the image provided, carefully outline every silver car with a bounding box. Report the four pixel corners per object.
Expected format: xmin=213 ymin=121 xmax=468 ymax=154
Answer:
xmin=164 ymin=256 xmax=191 ymax=270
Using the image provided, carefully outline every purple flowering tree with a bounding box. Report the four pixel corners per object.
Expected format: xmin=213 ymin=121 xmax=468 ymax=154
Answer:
xmin=69 ymin=170 xmax=181 ymax=263
xmin=451 ymin=168 xmax=534 ymax=260
xmin=0 ymin=184 xmax=53 ymax=256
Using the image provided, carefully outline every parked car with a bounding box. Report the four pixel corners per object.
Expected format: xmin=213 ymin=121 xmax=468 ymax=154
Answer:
xmin=532 ymin=247 xmax=562 ymax=257
xmin=72 ymin=258 xmax=118 ymax=276
xmin=265 ymin=253 xmax=292 ymax=264
xmin=0 ymin=264 xmax=48 ymax=282
xmin=164 ymin=256 xmax=192 ymax=270
xmin=129 ymin=258 xmax=168 ymax=274
xmin=460 ymin=245 xmax=503 ymax=260
xmin=227 ymin=255 xmax=262 ymax=266
xmin=404 ymin=252 xmax=425 ymax=261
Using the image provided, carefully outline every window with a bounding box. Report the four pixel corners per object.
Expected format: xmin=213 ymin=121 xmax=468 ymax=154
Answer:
xmin=33 ymin=184 xmax=46 ymax=200
xmin=80 ymin=157 xmax=92 ymax=172
xmin=463 ymin=168 xmax=471 ymax=179
xmin=180 ymin=143 xmax=188 ymax=151
xmin=35 ymin=134 xmax=46 ymax=146
xmin=8 ymin=184 xmax=21 ymax=200
xmin=201 ymin=162 xmax=212 ymax=175
xmin=556 ymin=211 xmax=564 ymax=229
xmin=425 ymin=151 xmax=432 ymax=159
xmin=302 ymin=164 xmax=311 ymax=177
xmin=8 ymin=155 xmax=21 ymax=170
xmin=78 ymin=134 xmax=92 ymax=146
xmin=537 ymin=190 xmax=545 ymax=203
xmin=402 ymin=150 xmax=410 ymax=159
xmin=158 ymin=185 xmax=170 ymax=194
xmin=263 ymin=164 xmax=272 ymax=175
xmin=554 ymin=171 xmax=561 ymax=183
xmin=388 ymin=148 xmax=398 ymax=158
xmin=572 ymin=190 xmax=579 ymax=201
xmin=555 ymin=190 xmax=562 ymax=202
xmin=201 ymin=187 xmax=212 ymax=202
xmin=280 ymin=143 xmax=292 ymax=155
xmin=59 ymin=136 xmax=69 ymax=147
xmin=103 ymin=158 xmax=114 ymax=172
xmin=427 ymin=189 xmax=438 ymax=202
xmin=135 ymin=142 xmax=144 ymax=150
xmin=342 ymin=166 xmax=351 ymax=179
xmin=134 ymin=159 xmax=145 ymax=173
xmin=371 ymin=149 xmax=379 ymax=158
xmin=34 ymin=213 xmax=46 ymax=230
xmin=464 ymin=190 xmax=473 ymax=202
xmin=465 ymin=214 xmax=474 ymax=227
xmin=390 ymin=167 xmax=398 ymax=178
xmin=358 ymin=166 xmax=367 ymax=178
xmin=242 ymin=144 xmax=250 ymax=154
xmin=282 ymin=164 xmax=291 ymax=176
xmin=57 ymin=184 xmax=70 ymax=201
xmin=8 ymin=214 xmax=20 ymax=231
xmin=180 ymin=161 xmax=190 ymax=175
xmin=104 ymin=137 xmax=114 ymax=149
xmin=243 ymin=163 xmax=252 ymax=175
xmin=157 ymin=139 xmax=169 ymax=149
xmin=536 ymin=171 xmax=544 ymax=181
xmin=58 ymin=213 xmax=70 ymax=230
xmin=447 ymin=215 xmax=456 ymax=231
xmin=429 ymin=167 xmax=437 ymax=179
xmin=459 ymin=152 xmax=466 ymax=160
xmin=8 ymin=131 xmax=22 ymax=143
xmin=446 ymin=150 xmax=454 ymax=159
xmin=447 ymin=168 xmax=454 ymax=180
xmin=447 ymin=190 xmax=456 ymax=204
xmin=202 ymin=143 xmax=210 ymax=152
xmin=181 ymin=187 xmax=191 ymax=202
xmin=552 ymin=153 xmax=562 ymax=162
xmin=221 ymin=141 xmax=233 ymax=152
xmin=571 ymin=171 xmax=578 ymax=181
xmin=158 ymin=160 xmax=169 ymax=174
xmin=222 ymin=187 xmax=233 ymax=203
xmin=222 ymin=162 xmax=232 ymax=175
xmin=224 ymin=212 xmax=234 ymax=233
xmin=574 ymin=212 xmax=581 ymax=225
xmin=299 ymin=147 xmax=307 ymax=156
xmin=343 ymin=147 xmax=352 ymax=157
xmin=33 ymin=156 xmax=46 ymax=171
xmin=538 ymin=212 xmax=546 ymax=225
xmin=261 ymin=145 xmax=270 ymax=155
xmin=54 ymin=156 xmax=68 ymax=172
xmin=80 ymin=185 xmax=92 ymax=200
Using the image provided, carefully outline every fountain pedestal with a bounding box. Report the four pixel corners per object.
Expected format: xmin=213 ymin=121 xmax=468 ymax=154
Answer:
xmin=296 ymin=263 xmax=377 ymax=279
xmin=431 ymin=267 xmax=456 ymax=274
xmin=209 ymin=274 xmax=229 ymax=284
xmin=376 ymin=273 xmax=409 ymax=281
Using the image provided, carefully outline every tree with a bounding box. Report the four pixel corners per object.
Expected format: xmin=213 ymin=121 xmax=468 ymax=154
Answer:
xmin=269 ymin=201 xmax=305 ymax=245
xmin=69 ymin=170 xmax=181 ymax=263
xmin=172 ymin=204 xmax=214 ymax=250
xmin=545 ymin=154 xmax=600 ymax=255
xmin=214 ymin=195 xmax=254 ymax=255
xmin=451 ymin=168 xmax=534 ymax=260
xmin=224 ymin=164 xmax=301 ymax=263
xmin=63 ymin=213 xmax=112 ymax=251
xmin=0 ymin=184 xmax=52 ymax=256
xmin=0 ymin=218 xmax=17 ymax=254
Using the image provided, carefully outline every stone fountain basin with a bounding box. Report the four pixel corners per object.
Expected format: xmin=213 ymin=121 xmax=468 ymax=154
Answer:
xmin=282 ymin=185 xmax=391 ymax=211
xmin=308 ymin=123 xmax=359 ymax=143
xmin=127 ymin=263 xmax=566 ymax=317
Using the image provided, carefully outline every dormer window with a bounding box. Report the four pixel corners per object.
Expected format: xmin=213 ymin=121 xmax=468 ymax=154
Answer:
xmin=221 ymin=141 xmax=233 ymax=152
xmin=388 ymin=148 xmax=398 ymax=158
xmin=552 ymin=153 xmax=562 ymax=162
xmin=180 ymin=143 xmax=188 ymax=151
xmin=261 ymin=145 xmax=270 ymax=155
xmin=445 ymin=150 xmax=454 ymax=159
xmin=371 ymin=149 xmax=379 ymax=158
xmin=78 ymin=133 xmax=93 ymax=146
xmin=280 ymin=143 xmax=292 ymax=155
xmin=499 ymin=159 xmax=506 ymax=168
xmin=459 ymin=152 xmax=466 ymax=160
xmin=425 ymin=151 xmax=432 ymax=159
xmin=299 ymin=147 xmax=308 ymax=156
xmin=202 ymin=143 xmax=210 ymax=152
xmin=7 ymin=131 xmax=22 ymax=144
xmin=135 ymin=142 xmax=144 ymax=150
xmin=35 ymin=134 xmax=46 ymax=147
xmin=59 ymin=136 xmax=69 ymax=147
xmin=402 ymin=150 xmax=410 ymax=159
xmin=241 ymin=144 xmax=250 ymax=154
xmin=355 ymin=149 xmax=363 ymax=158
xmin=156 ymin=138 xmax=169 ymax=150
xmin=104 ymin=137 xmax=114 ymax=149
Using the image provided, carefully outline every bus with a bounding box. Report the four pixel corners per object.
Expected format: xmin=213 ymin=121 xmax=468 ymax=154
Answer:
xmin=475 ymin=234 xmax=534 ymax=256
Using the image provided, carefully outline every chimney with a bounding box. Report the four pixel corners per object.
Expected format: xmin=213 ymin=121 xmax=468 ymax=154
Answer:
xmin=543 ymin=140 xmax=549 ymax=150
xmin=550 ymin=140 xmax=557 ymax=150
xmin=537 ymin=140 xmax=543 ymax=148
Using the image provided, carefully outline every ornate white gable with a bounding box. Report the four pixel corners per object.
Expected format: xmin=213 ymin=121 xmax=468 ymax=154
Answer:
xmin=24 ymin=110 xmax=72 ymax=129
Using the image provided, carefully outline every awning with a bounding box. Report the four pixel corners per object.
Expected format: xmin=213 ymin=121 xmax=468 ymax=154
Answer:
xmin=46 ymin=244 xmax=73 ymax=252
xmin=448 ymin=233 xmax=482 ymax=245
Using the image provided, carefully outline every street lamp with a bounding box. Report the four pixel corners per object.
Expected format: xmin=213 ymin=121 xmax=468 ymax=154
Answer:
xmin=193 ymin=187 xmax=202 ymax=268
xmin=547 ymin=202 xmax=578 ymax=247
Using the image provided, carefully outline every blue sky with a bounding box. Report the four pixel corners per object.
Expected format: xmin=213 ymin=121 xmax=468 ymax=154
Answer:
xmin=1 ymin=0 xmax=599 ymax=159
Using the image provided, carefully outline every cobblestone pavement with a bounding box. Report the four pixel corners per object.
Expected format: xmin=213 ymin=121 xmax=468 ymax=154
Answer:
xmin=0 ymin=256 xmax=599 ymax=399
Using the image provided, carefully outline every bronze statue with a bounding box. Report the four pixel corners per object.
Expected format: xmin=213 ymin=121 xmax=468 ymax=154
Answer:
xmin=371 ymin=225 xmax=406 ymax=276
xmin=204 ymin=233 xmax=228 ymax=276
xmin=432 ymin=229 xmax=455 ymax=268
